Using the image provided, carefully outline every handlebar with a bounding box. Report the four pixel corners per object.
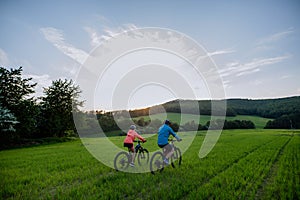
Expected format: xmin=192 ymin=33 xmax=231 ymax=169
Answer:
xmin=168 ymin=138 xmax=182 ymax=142
xmin=133 ymin=140 xmax=146 ymax=143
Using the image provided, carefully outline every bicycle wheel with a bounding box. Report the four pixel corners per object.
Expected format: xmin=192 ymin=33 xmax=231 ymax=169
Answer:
xmin=137 ymin=149 xmax=149 ymax=166
xmin=171 ymin=147 xmax=182 ymax=168
xmin=114 ymin=151 xmax=130 ymax=171
xmin=150 ymin=151 xmax=165 ymax=174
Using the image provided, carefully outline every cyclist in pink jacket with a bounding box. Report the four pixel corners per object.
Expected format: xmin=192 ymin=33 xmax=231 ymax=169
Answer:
xmin=123 ymin=125 xmax=146 ymax=167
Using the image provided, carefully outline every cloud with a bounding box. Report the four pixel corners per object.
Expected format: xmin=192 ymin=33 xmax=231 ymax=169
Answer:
xmin=220 ymin=55 xmax=290 ymax=78
xmin=222 ymin=80 xmax=232 ymax=89
xmin=236 ymin=68 xmax=260 ymax=77
xmin=84 ymin=23 xmax=138 ymax=48
xmin=250 ymin=80 xmax=263 ymax=86
xmin=40 ymin=27 xmax=89 ymax=64
xmin=207 ymin=49 xmax=235 ymax=57
xmin=62 ymin=63 xmax=80 ymax=77
xmin=0 ymin=48 xmax=9 ymax=66
xmin=0 ymin=49 xmax=33 ymax=70
xmin=23 ymin=74 xmax=52 ymax=97
xmin=41 ymin=24 xmax=139 ymax=81
xmin=256 ymin=28 xmax=294 ymax=46
xmin=41 ymin=24 xmax=139 ymax=62
xmin=195 ymin=48 xmax=235 ymax=63
xmin=84 ymin=27 xmax=103 ymax=47
xmin=104 ymin=23 xmax=138 ymax=36
xmin=280 ymin=75 xmax=292 ymax=80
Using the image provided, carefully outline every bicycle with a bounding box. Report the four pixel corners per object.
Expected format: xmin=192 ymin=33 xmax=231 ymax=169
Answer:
xmin=150 ymin=139 xmax=182 ymax=174
xmin=114 ymin=140 xmax=149 ymax=171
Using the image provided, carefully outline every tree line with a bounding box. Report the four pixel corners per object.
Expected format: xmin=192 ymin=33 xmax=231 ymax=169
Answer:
xmin=1 ymin=66 xmax=298 ymax=148
xmin=264 ymin=113 xmax=300 ymax=129
xmin=93 ymin=112 xmax=256 ymax=135
xmin=0 ymin=67 xmax=83 ymax=147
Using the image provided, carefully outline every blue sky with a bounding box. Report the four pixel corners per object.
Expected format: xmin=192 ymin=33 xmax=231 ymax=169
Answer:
xmin=1 ymin=0 xmax=299 ymax=110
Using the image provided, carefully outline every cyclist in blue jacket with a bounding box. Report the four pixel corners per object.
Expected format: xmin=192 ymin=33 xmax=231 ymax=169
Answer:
xmin=157 ymin=120 xmax=182 ymax=164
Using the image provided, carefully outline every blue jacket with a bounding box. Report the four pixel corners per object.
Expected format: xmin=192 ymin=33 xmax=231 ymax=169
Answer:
xmin=157 ymin=124 xmax=180 ymax=145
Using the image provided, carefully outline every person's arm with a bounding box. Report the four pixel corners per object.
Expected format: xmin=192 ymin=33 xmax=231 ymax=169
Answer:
xmin=134 ymin=131 xmax=146 ymax=142
xmin=168 ymin=126 xmax=181 ymax=141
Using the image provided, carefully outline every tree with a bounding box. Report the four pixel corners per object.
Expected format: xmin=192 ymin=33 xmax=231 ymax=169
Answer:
xmin=15 ymin=99 xmax=41 ymax=138
xmin=0 ymin=67 xmax=36 ymax=108
xmin=137 ymin=117 xmax=149 ymax=127
xmin=207 ymin=119 xmax=255 ymax=129
xmin=0 ymin=67 xmax=38 ymax=139
xmin=182 ymin=120 xmax=199 ymax=131
xmin=205 ymin=119 xmax=225 ymax=130
xmin=0 ymin=104 xmax=18 ymax=132
xmin=264 ymin=113 xmax=300 ymax=129
xmin=40 ymin=79 xmax=83 ymax=137
xmin=97 ymin=112 xmax=119 ymax=132
xmin=0 ymin=104 xmax=19 ymax=145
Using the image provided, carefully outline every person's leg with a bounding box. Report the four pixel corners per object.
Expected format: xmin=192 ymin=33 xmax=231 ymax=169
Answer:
xmin=161 ymin=144 xmax=173 ymax=164
xmin=164 ymin=144 xmax=174 ymax=159
xmin=162 ymin=147 xmax=167 ymax=157
xmin=159 ymin=144 xmax=168 ymax=157
xmin=131 ymin=147 xmax=136 ymax=163
xmin=130 ymin=146 xmax=135 ymax=166
xmin=124 ymin=143 xmax=135 ymax=166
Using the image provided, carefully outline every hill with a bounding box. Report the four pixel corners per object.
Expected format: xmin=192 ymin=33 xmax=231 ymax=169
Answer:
xmin=149 ymin=96 xmax=300 ymax=118
xmin=125 ymin=96 xmax=300 ymax=129
xmin=90 ymin=96 xmax=300 ymax=134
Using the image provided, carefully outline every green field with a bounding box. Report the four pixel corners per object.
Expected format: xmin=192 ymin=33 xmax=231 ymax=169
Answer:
xmin=134 ymin=113 xmax=272 ymax=129
xmin=1 ymin=129 xmax=299 ymax=199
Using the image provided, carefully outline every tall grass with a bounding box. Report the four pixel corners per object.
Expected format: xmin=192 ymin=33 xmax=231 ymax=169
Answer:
xmin=0 ymin=129 xmax=299 ymax=199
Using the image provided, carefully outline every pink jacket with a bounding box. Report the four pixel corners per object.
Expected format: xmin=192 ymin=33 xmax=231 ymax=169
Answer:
xmin=123 ymin=130 xmax=146 ymax=144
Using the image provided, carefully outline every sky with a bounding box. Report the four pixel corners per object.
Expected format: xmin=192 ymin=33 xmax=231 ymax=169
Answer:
xmin=0 ymin=0 xmax=299 ymax=110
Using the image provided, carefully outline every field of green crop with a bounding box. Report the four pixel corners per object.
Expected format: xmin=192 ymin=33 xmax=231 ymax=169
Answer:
xmin=1 ymin=129 xmax=299 ymax=199
xmin=134 ymin=113 xmax=271 ymax=129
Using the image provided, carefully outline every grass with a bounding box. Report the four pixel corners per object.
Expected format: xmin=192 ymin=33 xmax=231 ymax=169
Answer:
xmin=134 ymin=113 xmax=272 ymax=129
xmin=0 ymin=129 xmax=299 ymax=199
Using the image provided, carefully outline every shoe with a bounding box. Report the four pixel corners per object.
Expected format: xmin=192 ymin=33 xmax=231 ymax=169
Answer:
xmin=129 ymin=162 xmax=135 ymax=167
xmin=163 ymin=158 xmax=169 ymax=165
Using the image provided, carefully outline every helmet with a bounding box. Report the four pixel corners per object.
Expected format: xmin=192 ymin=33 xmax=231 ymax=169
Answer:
xmin=164 ymin=119 xmax=171 ymax=125
xmin=130 ymin=125 xmax=136 ymax=130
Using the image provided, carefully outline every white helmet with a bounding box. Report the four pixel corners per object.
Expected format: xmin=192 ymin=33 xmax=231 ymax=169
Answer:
xmin=130 ymin=125 xmax=136 ymax=130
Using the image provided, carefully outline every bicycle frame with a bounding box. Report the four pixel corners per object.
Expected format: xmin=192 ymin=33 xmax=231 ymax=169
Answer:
xmin=162 ymin=140 xmax=176 ymax=157
xmin=150 ymin=139 xmax=182 ymax=174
